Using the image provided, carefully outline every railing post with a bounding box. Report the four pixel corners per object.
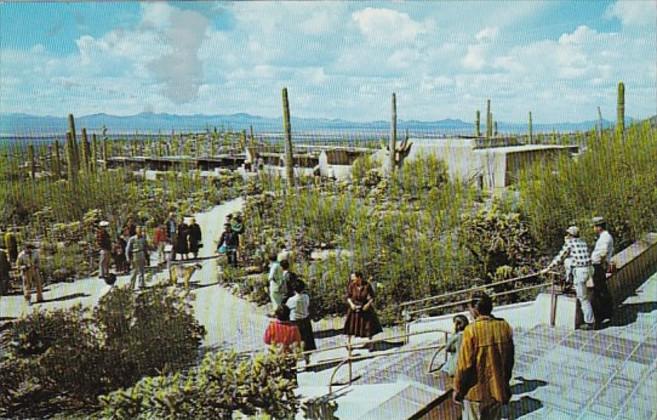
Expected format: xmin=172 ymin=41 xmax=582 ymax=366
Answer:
xmin=347 ymin=335 xmax=353 ymax=384
xmin=444 ymin=331 xmax=449 ymax=363
xmin=549 ymin=273 xmax=557 ymax=327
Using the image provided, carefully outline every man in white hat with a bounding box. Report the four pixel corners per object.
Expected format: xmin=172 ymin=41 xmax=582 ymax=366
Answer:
xmin=590 ymin=216 xmax=614 ymax=323
xmin=542 ymin=226 xmax=595 ymax=329
xmin=96 ymin=221 xmax=112 ymax=279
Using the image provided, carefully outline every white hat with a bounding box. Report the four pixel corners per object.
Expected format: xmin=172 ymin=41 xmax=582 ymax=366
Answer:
xmin=591 ymin=216 xmax=605 ymax=226
xmin=566 ymin=226 xmax=579 ymax=236
xmin=99 ymin=221 xmax=110 ymax=227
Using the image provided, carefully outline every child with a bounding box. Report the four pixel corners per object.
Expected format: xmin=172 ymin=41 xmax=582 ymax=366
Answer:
xmin=440 ymin=314 xmax=469 ymax=377
xmin=286 ymin=280 xmax=316 ymax=363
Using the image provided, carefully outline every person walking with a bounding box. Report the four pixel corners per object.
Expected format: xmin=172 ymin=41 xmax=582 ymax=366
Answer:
xmin=96 ymin=220 xmax=112 ymax=279
xmin=344 ymin=271 xmax=383 ymax=350
xmin=0 ymin=244 xmax=11 ymax=296
xmin=187 ymin=217 xmax=202 ymax=259
xmin=264 ymin=305 xmax=302 ymax=353
xmin=153 ymin=223 xmax=168 ymax=266
xmin=440 ymin=314 xmax=469 ymax=377
xmin=16 ymin=244 xmax=43 ymax=304
xmin=453 ymin=292 xmax=515 ymax=420
xmin=542 ymin=226 xmax=596 ymax=329
xmin=286 ymin=280 xmax=316 ymax=362
xmin=175 ymin=218 xmax=189 ymax=260
xmin=590 ymin=217 xmax=614 ymax=324
xmin=217 ymin=222 xmax=239 ymax=267
xmin=268 ymin=253 xmax=286 ymax=311
xmin=126 ymin=226 xmax=149 ymax=290
xmin=165 ymin=212 xmax=177 ymax=241
xmin=5 ymin=231 xmax=18 ymax=264
xmin=112 ymin=235 xmax=129 ymax=274
xmin=281 ymin=259 xmax=297 ymax=303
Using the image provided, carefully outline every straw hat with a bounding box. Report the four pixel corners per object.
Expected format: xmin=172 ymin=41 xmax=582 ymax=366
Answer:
xmin=566 ymin=226 xmax=579 ymax=236
xmin=591 ymin=216 xmax=605 ymax=226
xmin=99 ymin=220 xmax=110 ymax=227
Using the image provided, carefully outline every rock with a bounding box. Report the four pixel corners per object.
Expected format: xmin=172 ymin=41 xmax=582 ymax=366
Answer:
xmin=52 ymin=268 xmax=72 ymax=282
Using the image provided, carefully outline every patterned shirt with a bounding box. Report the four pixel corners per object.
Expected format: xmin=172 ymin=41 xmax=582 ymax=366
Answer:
xmin=549 ymin=238 xmax=591 ymax=269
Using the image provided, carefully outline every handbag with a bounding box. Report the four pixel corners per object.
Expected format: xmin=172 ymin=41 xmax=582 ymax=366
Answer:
xmin=218 ymin=244 xmax=227 ymax=254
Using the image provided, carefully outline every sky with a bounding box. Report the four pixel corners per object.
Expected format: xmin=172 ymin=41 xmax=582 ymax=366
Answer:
xmin=1 ymin=1 xmax=655 ymax=123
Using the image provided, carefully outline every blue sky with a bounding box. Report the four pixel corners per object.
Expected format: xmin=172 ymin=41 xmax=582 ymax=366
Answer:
xmin=1 ymin=1 xmax=655 ymax=123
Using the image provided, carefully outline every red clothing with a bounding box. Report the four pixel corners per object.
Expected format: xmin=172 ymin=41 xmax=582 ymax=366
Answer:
xmin=153 ymin=227 xmax=167 ymax=245
xmin=264 ymin=320 xmax=302 ymax=352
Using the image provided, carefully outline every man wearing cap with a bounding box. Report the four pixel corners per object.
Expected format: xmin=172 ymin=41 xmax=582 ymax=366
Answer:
xmin=96 ymin=221 xmax=112 ymax=279
xmin=217 ymin=222 xmax=239 ymax=267
xmin=126 ymin=226 xmax=150 ymax=290
xmin=543 ymin=226 xmax=595 ymax=329
xmin=16 ymin=244 xmax=43 ymax=304
xmin=591 ymin=216 xmax=614 ymax=323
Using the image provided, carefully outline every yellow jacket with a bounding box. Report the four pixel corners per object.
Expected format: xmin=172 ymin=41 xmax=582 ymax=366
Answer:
xmin=453 ymin=315 xmax=514 ymax=404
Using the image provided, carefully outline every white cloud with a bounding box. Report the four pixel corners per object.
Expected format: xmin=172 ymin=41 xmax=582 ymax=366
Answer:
xmin=462 ymin=44 xmax=487 ymax=70
xmin=352 ymin=7 xmax=433 ymax=44
xmin=605 ymin=1 xmax=657 ymax=26
xmin=475 ymin=26 xmax=499 ymax=42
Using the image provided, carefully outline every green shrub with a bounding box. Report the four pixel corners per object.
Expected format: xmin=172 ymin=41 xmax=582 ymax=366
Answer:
xmin=519 ymin=123 xmax=657 ymax=253
xmin=0 ymin=287 xmax=205 ymax=417
xmin=97 ymin=348 xmax=299 ymax=419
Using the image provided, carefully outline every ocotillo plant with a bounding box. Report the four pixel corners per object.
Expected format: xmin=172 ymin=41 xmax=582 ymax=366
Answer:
xmin=528 ymin=112 xmax=533 ymax=144
xmin=389 ymin=92 xmax=397 ymax=174
xmin=53 ymin=139 xmax=62 ymax=179
xmin=617 ymin=81 xmax=625 ymax=137
xmin=475 ymin=110 xmax=481 ymax=137
xmin=486 ymin=99 xmax=492 ymax=139
xmin=281 ymin=87 xmax=294 ymax=187
xmin=28 ymin=144 xmax=36 ymax=179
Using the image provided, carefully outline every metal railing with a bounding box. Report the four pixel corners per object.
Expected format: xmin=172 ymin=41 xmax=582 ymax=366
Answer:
xmin=400 ymin=271 xmax=561 ymax=325
xmin=297 ymin=328 xmax=452 ymax=395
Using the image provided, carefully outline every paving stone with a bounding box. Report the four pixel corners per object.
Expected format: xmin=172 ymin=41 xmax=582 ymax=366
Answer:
xmin=396 ymin=385 xmax=441 ymax=406
xmin=581 ymin=408 xmax=615 ymax=419
xmin=620 ymin=394 xmax=656 ymax=419
xmin=598 ymin=384 xmax=633 ymax=407
xmin=541 ymin=407 xmax=578 ymax=420
xmin=634 ymin=343 xmax=657 ymax=361
xmin=358 ymin=392 xmax=421 ymax=420
xmin=615 ymin=360 xmax=648 ymax=383
xmin=607 ymin=337 xmax=641 ymax=354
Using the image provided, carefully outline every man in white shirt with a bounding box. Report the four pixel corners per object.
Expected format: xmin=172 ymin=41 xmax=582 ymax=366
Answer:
xmin=16 ymin=244 xmax=43 ymax=304
xmin=590 ymin=217 xmax=614 ymax=324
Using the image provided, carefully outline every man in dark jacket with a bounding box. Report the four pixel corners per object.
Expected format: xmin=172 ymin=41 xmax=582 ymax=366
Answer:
xmin=187 ymin=218 xmax=202 ymax=259
xmin=217 ymin=223 xmax=239 ymax=267
xmin=0 ymin=245 xmax=10 ymax=295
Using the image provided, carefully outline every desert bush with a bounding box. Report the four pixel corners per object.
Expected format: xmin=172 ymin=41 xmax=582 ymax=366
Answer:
xmin=0 ymin=287 xmax=205 ymax=417
xmin=97 ymin=348 xmax=299 ymax=419
xmin=519 ymin=122 xmax=657 ymax=253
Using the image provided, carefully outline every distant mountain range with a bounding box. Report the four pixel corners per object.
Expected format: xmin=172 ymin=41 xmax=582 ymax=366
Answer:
xmin=0 ymin=112 xmax=642 ymax=137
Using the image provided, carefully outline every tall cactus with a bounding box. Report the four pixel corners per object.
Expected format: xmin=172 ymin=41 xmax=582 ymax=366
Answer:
xmin=65 ymin=131 xmax=77 ymax=186
xmin=81 ymin=128 xmax=90 ymax=172
xmin=528 ymin=111 xmax=533 ymax=144
xmin=597 ymin=106 xmax=603 ymax=140
xmin=281 ymin=87 xmax=294 ymax=187
xmin=53 ymin=139 xmax=62 ymax=179
xmin=68 ymin=114 xmax=80 ymax=173
xmin=250 ymin=125 xmax=255 ymax=146
xmin=486 ymin=99 xmax=492 ymax=139
xmin=494 ymin=120 xmax=498 ymax=137
xmin=475 ymin=110 xmax=481 ymax=137
xmin=389 ymin=92 xmax=397 ymax=174
xmin=616 ymin=81 xmax=625 ymax=137
xmin=28 ymin=144 xmax=36 ymax=179
xmin=91 ymin=133 xmax=98 ymax=173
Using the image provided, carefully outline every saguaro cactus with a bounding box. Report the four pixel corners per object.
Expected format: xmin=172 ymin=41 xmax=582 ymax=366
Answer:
xmin=281 ymin=87 xmax=294 ymax=187
xmin=68 ymin=114 xmax=80 ymax=172
xmin=475 ymin=110 xmax=481 ymax=137
xmin=53 ymin=139 xmax=62 ymax=179
xmin=81 ymin=128 xmax=90 ymax=172
xmin=65 ymin=131 xmax=77 ymax=186
xmin=528 ymin=111 xmax=533 ymax=144
xmin=617 ymin=81 xmax=625 ymax=136
xmin=91 ymin=133 xmax=98 ymax=173
xmin=494 ymin=120 xmax=498 ymax=137
xmin=389 ymin=92 xmax=397 ymax=174
xmin=486 ymin=99 xmax=492 ymax=139
xmin=597 ymin=106 xmax=603 ymax=140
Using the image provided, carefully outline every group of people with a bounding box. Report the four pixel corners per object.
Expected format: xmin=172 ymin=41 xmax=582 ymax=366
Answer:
xmin=542 ymin=216 xmax=615 ymax=330
xmin=95 ymin=214 xmax=205 ymax=290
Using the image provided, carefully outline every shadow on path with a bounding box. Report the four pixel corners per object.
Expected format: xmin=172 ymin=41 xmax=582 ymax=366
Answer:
xmin=37 ymin=292 xmax=90 ymax=304
xmin=502 ymin=377 xmax=548 ymax=418
xmin=314 ymin=328 xmax=343 ymax=339
xmin=606 ymin=302 xmax=657 ymax=328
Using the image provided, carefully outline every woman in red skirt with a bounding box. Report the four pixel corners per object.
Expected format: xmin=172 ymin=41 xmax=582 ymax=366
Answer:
xmin=344 ymin=271 xmax=382 ymax=349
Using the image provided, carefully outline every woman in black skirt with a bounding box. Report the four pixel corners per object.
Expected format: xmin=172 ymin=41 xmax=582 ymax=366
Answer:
xmin=286 ymin=280 xmax=316 ymax=363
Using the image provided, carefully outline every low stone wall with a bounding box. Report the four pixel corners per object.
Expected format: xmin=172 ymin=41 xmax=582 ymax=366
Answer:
xmin=608 ymin=233 xmax=657 ymax=306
